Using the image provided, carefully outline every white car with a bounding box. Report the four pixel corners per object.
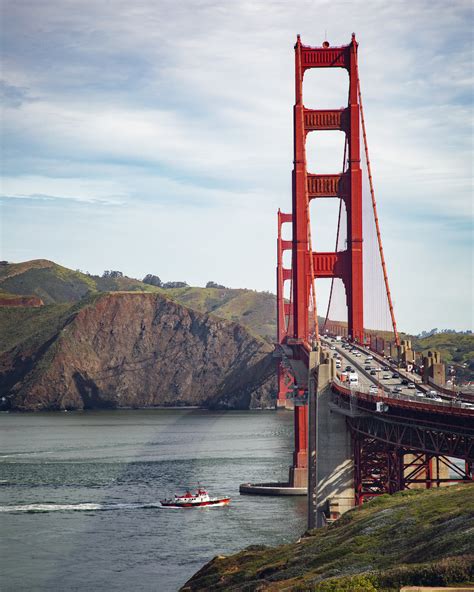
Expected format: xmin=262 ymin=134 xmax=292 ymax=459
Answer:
xmin=330 ymin=346 xmax=336 ymax=350
xmin=369 ymin=385 xmax=378 ymax=394
xmin=355 ymin=352 xmax=362 ymax=357
xmin=407 ymin=383 xmax=416 ymax=389
xmin=383 ymin=374 xmax=391 ymax=379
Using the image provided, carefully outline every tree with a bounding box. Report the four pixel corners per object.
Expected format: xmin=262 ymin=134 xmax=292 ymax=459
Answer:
xmin=143 ymin=274 xmax=162 ymax=287
xmin=102 ymin=270 xmax=123 ymax=279
xmin=206 ymin=281 xmax=226 ymax=289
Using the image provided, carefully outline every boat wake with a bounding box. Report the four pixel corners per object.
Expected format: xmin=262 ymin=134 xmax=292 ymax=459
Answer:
xmin=0 ymin=502 xmax=165 ymax=514
xmin=0 ymin=501 xmax=230 ymax=513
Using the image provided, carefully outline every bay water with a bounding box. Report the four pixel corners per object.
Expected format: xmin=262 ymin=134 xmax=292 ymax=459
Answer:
xmin=0 ymin=409 xmax=307 ymax=591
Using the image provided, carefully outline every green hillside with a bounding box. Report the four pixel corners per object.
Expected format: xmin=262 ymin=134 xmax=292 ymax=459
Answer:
xmin=0 ymin=302 xmax=78 ymax=355
xmin=165 ymin=286 xmax=275 ymax=340
xmin=0 ymin=260 xmax=160 ymax=304
xmin=0 ymin=260 xmax=277 ymax=341
xmin=413 ymin=332 xmax=474 ymax=366
xmin=183 ymin=485 xmax=474 ymax=592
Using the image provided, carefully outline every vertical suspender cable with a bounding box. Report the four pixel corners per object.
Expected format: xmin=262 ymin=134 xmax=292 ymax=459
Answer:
xmin=322 ymin=134 xmax=348 ymax=334
xmin=355 ymin=58 xmax=400 ymax=347
xmin=306 ymin=189 xmax=319 ymax=342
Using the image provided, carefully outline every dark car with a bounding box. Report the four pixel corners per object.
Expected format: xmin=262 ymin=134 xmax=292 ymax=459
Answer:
xmin=370 ymin=370 xmax=377 ymax=376
xmin=401 ymin=379 xmax=409 ymax=386
xmin=392 ymin=373 xmax=399 ymax=379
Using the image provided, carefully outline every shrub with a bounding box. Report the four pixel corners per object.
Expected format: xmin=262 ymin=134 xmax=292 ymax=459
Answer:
xmin=313 ymin=574 xmax=378 ymax=591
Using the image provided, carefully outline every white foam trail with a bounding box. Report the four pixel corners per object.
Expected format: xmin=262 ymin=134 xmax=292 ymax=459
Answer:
xmin=0 ymin=502 xmax=163 ymax=513
xmin=0 ymin=501 xmax=231 ymax=513
xmin=0 ymin=451 xmax=53 ymax=458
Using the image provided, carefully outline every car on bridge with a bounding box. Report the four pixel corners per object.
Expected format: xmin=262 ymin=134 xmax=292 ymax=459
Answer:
xmin=349 ymin=372 xmax=359 ymax=386
xmin=425 ymin=391 xmax=443 ymax=402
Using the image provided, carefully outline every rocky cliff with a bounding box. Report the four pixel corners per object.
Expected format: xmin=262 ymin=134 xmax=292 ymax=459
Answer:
xmin=0 ymin=292 xmax=276 ymax=411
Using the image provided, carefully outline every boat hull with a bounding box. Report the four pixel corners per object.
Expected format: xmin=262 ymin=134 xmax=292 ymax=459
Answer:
xmin=160 ymin=497 xmax=231 ymax=508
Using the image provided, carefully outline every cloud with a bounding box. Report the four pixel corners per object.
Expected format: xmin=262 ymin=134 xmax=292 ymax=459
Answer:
xmin=1 ymin=0 xmax=472 ymax=331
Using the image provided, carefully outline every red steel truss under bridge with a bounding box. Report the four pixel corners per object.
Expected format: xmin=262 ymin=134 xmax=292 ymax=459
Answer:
xmin=240 ymin=35 xmax=474 ymax=528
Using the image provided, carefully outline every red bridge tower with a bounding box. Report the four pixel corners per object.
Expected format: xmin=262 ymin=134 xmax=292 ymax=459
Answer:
xmin=280 ymin=35 xmax=365 ymax=489
xmin=292 ymin=34 xmax=363 ymax=345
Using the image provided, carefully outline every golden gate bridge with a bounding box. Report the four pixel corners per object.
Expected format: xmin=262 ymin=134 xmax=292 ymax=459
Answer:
xmin=240 ymin=35 xmax=474 ymax=528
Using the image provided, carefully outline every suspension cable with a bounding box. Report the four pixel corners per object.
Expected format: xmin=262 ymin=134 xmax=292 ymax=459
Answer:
xmin=322 ymin=134 xmax=348 ymax=334
xmin=355 ymin=57 xmax=400 ymax=347
xmin=285 ymin=275 xmax=293 ymax=335
xmin=306 ymin=188 xmax=319 ymax=342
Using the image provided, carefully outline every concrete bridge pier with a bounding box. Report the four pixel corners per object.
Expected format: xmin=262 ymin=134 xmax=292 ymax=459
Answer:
xmin=308 ymin=357 xmax=355 ymax=529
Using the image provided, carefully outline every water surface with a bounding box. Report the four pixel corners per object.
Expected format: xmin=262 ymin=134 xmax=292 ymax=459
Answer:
xmin=0 ymin=409 xmax=306 ymax=591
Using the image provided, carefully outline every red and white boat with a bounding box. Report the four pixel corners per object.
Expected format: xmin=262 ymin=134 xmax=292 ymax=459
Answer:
xmin=160 ymin=487 xmax=231 ymax=508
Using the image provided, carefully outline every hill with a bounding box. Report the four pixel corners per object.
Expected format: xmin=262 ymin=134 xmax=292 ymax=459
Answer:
xmin=0 ymin=260 xmax=160 ymax=304
xmin=182 ymin=485 xmax=474 ymax=591
xmin=0 ymin=292 xmax=276 ymax=411
xmin=413 ymin=332 xmax=474 ymax=366
xmin=164 ymin=286 xmax=276 ymax=340
xmin=0 ymin=260 xmax=277 ymax=340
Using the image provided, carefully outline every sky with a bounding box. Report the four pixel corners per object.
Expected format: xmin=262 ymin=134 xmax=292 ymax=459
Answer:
xmin=0 ymin=0 xmax=472 ymax=334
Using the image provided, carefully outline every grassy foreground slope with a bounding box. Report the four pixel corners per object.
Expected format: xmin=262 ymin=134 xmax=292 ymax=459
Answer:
xmin=182 ymin=485 xmax=474 ymax=592
xmin=0 ymin=260 xmax=277 ymax=340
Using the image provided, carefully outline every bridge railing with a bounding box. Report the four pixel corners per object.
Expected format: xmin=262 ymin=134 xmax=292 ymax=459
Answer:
xmin=331 ymin=379 xmax=474 ymax=414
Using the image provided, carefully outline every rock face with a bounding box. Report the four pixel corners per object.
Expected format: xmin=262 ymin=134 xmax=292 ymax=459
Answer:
xmin=0 ymin=292 xmax=276 ymax=411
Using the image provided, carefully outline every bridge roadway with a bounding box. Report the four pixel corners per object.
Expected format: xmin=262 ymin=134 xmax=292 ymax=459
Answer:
xmin=315 ymin=337 xmax=473 ymax=465
xmin=321 ymin=336 xmax=474 ymax=413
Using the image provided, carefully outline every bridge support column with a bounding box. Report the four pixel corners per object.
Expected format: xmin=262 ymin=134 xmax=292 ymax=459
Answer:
xmin=309 ymin=362 xmax=355 ymax=528
xmin=289 ymin=403 xmax=308 ymax=487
